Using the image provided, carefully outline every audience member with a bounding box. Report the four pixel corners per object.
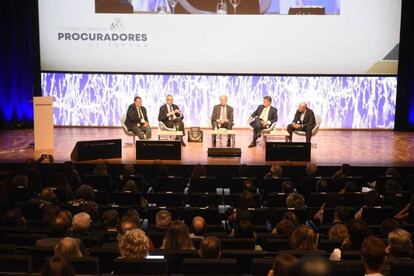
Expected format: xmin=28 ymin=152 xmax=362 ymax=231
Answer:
xmin=40 ymin=256 xmax=75 ymax=276
xmin=71 ymin=212 xmax=91 ymax=235
xmin=118 ymin=229 xmax=150 ymax=259
xmin=190 ymin=216 xmax=206 ymax=239
xmin=361 ymin=236 xmax=386 ymax=276
xmin=161 ymin=220 xmax=194 ymax=250
xmin=54 ymin=237 xmax=83 ymax=258
xmin=290 ymin=226 xmax=318 ymax=251
xmin=286 ymin=193 xmax=306 ymax=208
xmin=68 ymin=185 xmax=98 ymax=217
xmin=155 ymin=210 xmax=172 ymax=231
xmin=267 ymin=253 xmax=298 ymax=276
xmin=199 ymin=236 xmax=221 ymax=258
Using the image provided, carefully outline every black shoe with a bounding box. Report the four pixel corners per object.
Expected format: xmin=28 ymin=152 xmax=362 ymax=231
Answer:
xmin=248 ymin=142 xmax=256 ymax=148
xmin=181 ymin=141 xmax=186 ymax=147
xmin=227 ymin=139 xmax=231 ymax=147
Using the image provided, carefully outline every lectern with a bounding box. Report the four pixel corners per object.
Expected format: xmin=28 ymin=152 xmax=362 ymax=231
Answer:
xmin=33 ymin=96 xmax=54 ymax=151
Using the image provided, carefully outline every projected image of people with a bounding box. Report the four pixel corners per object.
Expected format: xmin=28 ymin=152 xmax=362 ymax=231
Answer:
xmin=95 ymin=0 xmax=341 ymax=15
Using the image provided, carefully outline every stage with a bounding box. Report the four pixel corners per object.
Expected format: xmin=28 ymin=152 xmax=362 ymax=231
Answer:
xmin=0 ymin=128 xmax=413 ymax=167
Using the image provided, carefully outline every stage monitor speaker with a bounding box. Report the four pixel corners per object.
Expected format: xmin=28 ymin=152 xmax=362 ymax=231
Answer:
xmin=208 ymin=147 xmax=241 ymax=157
xmin=136 ymin=140 xmax=181 ymax=160
xmin=71 ymin=139 xmax=122 ymax=161
xmin=266 ymin=142 xmax=311 ymax=161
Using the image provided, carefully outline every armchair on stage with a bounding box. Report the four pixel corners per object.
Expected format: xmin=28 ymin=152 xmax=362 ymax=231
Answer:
xmin=120 ymin=114 xmax=136 ymax=145
xmin=293 ymin=114 xmax=322 ymax=140
xmin=158 ymin=121 xmax=183 ymax=141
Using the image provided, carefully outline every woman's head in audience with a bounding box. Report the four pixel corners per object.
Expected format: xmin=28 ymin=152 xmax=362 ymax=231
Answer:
xmin=74 ymin=185 xmax=95 ymax=201
xmin=155 ymin=210 xmax=172 ymax=230
xmin=282 ymin=212 xmax=300 ymax=227
xmin=328 ymin=223 xmax=349 ymax=243
xmin=41 ymin=256 xmax=75 ymax=276
xmin=386 ymin=228 xmax=412 ymax=259
xmin=274 ymin=219 xmax=296 ymax=239
xmin=286 ymin=193 xmax=305 ymax=209
xmin=93 ymin=163 xmax=108 ymax=175
xmin=119 ymin=229 xmax=149 ymax=259
xmin=54 ymin=237 xmax=83 ymax=258
xmin=199 ymin=236 xmax=221 ymax=259
xmin=162 ymin=220 xmax=194 ymax=250
xmin=267 ymin=253 xmax=298 ymax=276
xmin=234 ymin=220 xmax=256 ymax=239
xmin=191 ymin=164 xmax=207 ymax=179
xmin=290 ymin=226 xmax=317 ymax=251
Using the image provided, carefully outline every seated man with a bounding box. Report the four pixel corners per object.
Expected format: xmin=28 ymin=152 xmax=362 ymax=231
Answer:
xmin=125 ymin=96 xmax=152 ymax=140
xmin=248 ymin=96 xmax=278 ymax=148
xmin=158 ymin=94 xmax=186 ymax=146
xmin=211 ymin=95 xmax=234 ymax=147
xmin=287 ymin=102 xmax=316 ymax=143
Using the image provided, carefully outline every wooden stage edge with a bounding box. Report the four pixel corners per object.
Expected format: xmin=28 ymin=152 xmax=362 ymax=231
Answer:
xmin=0 ymin=127 xmax=413 ymax=167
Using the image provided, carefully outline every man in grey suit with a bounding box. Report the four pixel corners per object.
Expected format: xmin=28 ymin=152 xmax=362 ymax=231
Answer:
xmin=211 ymin=95 xmax=234 ymax=147
xmin=125 ymin=96 xmax=151 ymax=140
xmin=248 ymin=96 xmax=278 ymax=148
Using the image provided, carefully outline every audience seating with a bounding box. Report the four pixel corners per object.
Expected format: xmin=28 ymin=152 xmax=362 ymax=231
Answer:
xmin=182 ymin=258 xmax=238 ymax=276
xmin=113 ymin=258 xmax=167 ymax=275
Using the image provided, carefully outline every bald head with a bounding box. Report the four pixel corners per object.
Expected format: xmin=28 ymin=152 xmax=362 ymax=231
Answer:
xmin=192 ymin=216 xmax=206 ymax=236
xmin=298 ymin=102 xmax=308 ymax=113
xmin=54 ymin=237 xmax=82 ymax=258
xmin=72 ymin=212 xmax=91 ymax=233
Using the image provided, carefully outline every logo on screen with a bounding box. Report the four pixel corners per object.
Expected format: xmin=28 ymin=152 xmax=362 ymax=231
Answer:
xmin=109 ymin=18 xmax=126 ymax=32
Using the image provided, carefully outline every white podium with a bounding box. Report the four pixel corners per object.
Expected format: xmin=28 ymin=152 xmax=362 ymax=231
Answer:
xmin=33 ymin=96 xmax=54 ymax=151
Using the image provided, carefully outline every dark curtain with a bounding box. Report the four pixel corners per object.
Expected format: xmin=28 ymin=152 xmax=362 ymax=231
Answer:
xmin=0 ymin=0 xmax=40 ymax=128
xmin=395 ymin=0 xmax=414 ymax=131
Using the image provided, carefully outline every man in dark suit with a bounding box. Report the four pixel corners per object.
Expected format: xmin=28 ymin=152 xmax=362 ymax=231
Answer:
xmin=125 ymin=96 xmax=152 ymax=140
xmin=287 ymin=102 xmax=316 ymax=143
xmin=248 ymin=96 xmax=278 ymax=148
xmin=158 ymin=95 xmax=186 ymax=147
xmin=211 ymin=95 xmax=234 ymax=147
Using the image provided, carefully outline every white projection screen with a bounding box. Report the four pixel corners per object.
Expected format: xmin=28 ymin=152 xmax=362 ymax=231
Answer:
xmin=38 ymin=0 xmax=402 ymax=75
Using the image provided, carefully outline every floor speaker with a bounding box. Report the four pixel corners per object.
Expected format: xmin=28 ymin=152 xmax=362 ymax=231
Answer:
xmin=136 ymin=140 xmax=181 ymax=160
xmin=71 ymin=139 xmax=122 ymax=161
xmin=265 ymin=142 xmax=311 ymax=161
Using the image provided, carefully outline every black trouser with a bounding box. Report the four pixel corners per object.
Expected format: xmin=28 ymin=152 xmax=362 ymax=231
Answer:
xmin=249 ymin=117 xmax=266 ymax=142
xmin=287 ymin=124 xmax=314 ymax=142
xmin=165 ymin=118 xmax=185 ymax=140
xmin=212 ymin=121 xmax=232 ymax=140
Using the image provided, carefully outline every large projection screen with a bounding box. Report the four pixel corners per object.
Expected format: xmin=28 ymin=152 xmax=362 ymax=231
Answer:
xmin=38 ymin=0 xmax=401 ymax=75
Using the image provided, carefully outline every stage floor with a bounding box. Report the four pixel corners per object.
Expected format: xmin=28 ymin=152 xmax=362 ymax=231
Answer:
xmin=0 ymin=128 xmax=413 ymax=167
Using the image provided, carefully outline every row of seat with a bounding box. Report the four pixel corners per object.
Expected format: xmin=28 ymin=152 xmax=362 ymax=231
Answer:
xmin=1 ymin=249 xmax=414 ymax=275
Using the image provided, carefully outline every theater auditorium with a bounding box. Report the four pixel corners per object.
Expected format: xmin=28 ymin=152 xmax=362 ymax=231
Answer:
xmin=1 ymin=0 xmax=414 ymax=275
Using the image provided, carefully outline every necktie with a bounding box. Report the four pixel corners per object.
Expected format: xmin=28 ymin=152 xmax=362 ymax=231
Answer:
xmin=169 ymin=105 xmax=173 ymax=120
xmin=220 ymin=106 xmax=226 ymax=121
xmin=138 ymin=107 xmax=144 ymax=120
